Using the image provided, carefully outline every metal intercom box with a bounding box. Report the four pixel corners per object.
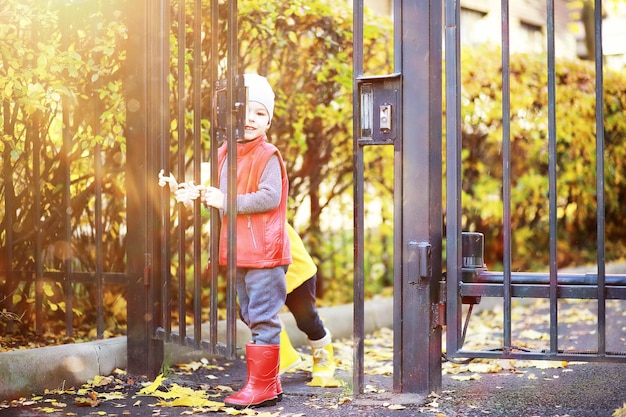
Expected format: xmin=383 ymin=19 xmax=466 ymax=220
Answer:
xmin=356 ymin=73 xmax=402 ymax=145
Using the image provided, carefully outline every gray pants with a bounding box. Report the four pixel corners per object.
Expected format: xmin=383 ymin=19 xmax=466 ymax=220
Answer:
xmin=236 ymin=266 xmax=287 ymax=345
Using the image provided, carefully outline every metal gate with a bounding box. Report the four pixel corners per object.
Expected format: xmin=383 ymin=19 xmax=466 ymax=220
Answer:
xmin=0 ymin=0 xmax=128 ymax=346
xmin=352 ymin=0 xmax=443 ymax=396
xmin=444 ymin=0 xmax=626 ymax=368
xmin=125 ymin=0 xmax=243 ymax=376
xmin=0 ymin=0 xmax=242 ymax=379
xmin=352 ymin=0 xmax=626 ymax=398
xmin=127 ymin=0 xmax=448 ymax=390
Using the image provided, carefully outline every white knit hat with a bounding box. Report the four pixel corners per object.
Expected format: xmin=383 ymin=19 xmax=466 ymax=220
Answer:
xmin=244 ymin=73 xmax=275 ymax=122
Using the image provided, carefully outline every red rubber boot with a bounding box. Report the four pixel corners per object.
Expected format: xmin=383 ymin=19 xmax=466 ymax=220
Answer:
xmin=224 ymin=343 xmax=280 ymax=409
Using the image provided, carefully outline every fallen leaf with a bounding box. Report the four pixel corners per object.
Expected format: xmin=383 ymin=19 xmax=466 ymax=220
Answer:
xmin=91 ymin=375 xmax=113 ymax=387
xmin=33 ymin=407 xmax=59 ymax=413
xmin=177 ymin=361 xmax=204 ymax=371
xmin=73 ymin=396 xmax=99 ymax=407
xmin=96 ymin=391 xmax=126 ymax=401
xmin=519 ymin=329 xmax=548 ymax=340
xmin=138 ymin=374 xmax=166 ymax=395
xmin=612 ymin=402 xmax=626 ymax=417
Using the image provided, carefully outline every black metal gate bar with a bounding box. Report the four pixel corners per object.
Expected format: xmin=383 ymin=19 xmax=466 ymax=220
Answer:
xmin=353 ymin=0 xmax=443 ymax=395
xmin=593 ymin=0 xmax=607 ymax=357
xmin=126 ymin=0 xmax=165 ymax=377
xmin=444 ymin=0 xmax=462 ymax=359
xmin=351 ymin=0 xmax=365 ymax=396
xmin=3 ymin=131 xmax=16 ymax=328
xmin=500 ymin=0 xmax=513 ymax=356
xmin=158 ymin=0 xmax=173 ymax=345
xmin=399 ymin=0 xmax=443 ymax=393
xmin=95 ymin=142 xmax=105 ymax=339
xmin=62 ymin=102 xmax=74 ymax=337
xmin=207 ymin=0 xmax=221 ymax=353
xmin=192 ymin=0 xmax=203 ymax=350
xmin=155 ymin=0 xmax=172 ymax=345
xmin=33 ymin=114 xmax=44 ymax=336
xmin=224 ymin=0 xmax=240 ymax=359
xmin=449 ymin=349 xmax=626 ymax=363
xmin=176 ymin=0 xmax=188 ymax=346
xmin=546 ymin=0 xmax=559 ymax=357
xmin=150 ymin=0 xmax=169 ymax=373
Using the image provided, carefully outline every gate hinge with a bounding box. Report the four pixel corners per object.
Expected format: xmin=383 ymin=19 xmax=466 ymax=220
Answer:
xmin=431 ymin=280 xmax=447 ymax=328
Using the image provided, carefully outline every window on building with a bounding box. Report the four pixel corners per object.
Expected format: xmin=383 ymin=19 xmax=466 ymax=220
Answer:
xmin=460 ymin=7 xmax=488 ymax=46
xmin=518 ymin=20 xmax=544 ymax=54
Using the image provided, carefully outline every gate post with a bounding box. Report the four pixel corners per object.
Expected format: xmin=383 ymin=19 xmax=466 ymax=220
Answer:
xmin=393 ymin=0 xmax=443 ymax=393
xmin=125 ymin=0 xmax=165 ymax=377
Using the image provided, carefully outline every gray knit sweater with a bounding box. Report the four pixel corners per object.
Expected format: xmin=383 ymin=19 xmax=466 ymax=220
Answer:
xmin=219 ymin=154 xmax=282 ymax=214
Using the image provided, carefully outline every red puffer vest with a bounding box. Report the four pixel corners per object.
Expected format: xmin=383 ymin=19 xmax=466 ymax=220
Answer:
xmin=216 ymin=135 xmax=291 ymax=268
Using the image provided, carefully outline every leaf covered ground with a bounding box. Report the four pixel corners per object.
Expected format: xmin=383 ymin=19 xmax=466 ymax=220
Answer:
xmin=2 ymin=298 xmax=626 ymax=416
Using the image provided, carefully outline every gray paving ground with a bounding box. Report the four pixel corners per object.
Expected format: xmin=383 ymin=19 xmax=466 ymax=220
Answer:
xmin=2 ymin=295 xmax=626 ymax=416
xmin=1 ymin=354 xmax=626 ymax=416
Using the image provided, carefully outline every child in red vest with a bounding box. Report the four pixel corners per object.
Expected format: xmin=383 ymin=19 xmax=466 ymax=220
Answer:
xmin=203 ymin=73 xmax=290 ymax=408
xmin=160 ymin=74 xmax=337 ymax=406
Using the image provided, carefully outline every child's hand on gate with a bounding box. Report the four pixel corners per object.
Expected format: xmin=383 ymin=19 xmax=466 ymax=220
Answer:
xmin=158 ymin=169 xmax=179 ymax=191
xmin=202 ymin=186 xmax=225 ymax=210
xmin=175 ymin=181 xmax=205 ymax=208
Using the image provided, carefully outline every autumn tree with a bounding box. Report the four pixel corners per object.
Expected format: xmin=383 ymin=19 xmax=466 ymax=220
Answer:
xmin=0 ymin=0 xmax=128 ymax=331
xmin=3 ymin=0 xmax=626 ymax=340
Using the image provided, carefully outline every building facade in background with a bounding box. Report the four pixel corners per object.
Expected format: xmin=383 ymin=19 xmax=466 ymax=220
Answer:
xmin=363 ymin=0 xmax=626 ymax=69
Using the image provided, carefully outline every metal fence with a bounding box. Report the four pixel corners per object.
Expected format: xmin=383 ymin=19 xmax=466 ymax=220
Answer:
xmin=123 ymin=0 xmax=241 ymax=375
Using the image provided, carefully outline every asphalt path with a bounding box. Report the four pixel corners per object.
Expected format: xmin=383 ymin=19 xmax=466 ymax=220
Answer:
xmin=2 ymin=298 xmax=626 ymax=416
xmin=1 ymin=358 xmax=625 ymax=416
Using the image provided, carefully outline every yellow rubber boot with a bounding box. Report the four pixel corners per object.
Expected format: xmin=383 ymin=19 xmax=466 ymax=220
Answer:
xmin=279 ymin=327 xmax=302 ymax=374
xmin=307 ymin=329 xmax=340 ymax=387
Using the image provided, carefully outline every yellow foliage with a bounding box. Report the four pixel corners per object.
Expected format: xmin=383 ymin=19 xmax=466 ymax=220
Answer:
xmin=138 ymin=374 xmax=225 ymax=409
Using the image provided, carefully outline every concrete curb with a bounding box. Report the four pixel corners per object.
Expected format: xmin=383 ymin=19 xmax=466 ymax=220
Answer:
xmin=0 ymin=337 xmax=127 ymax=400
xmin=0 ymin=297 xmax=393 ymax=401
